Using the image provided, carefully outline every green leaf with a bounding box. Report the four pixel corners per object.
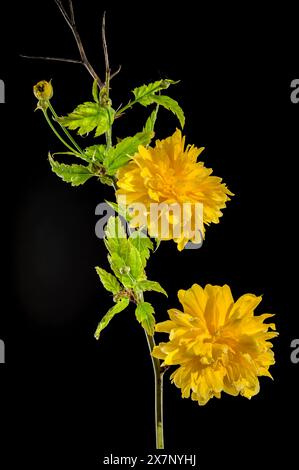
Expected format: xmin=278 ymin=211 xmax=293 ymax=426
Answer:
xmin=108 ymin=252 xmax=133 ymax=288
xmin=133 ymin=79 xmax=178 ymax=105
xmin=51 ymin=150 xmax=91 ymax=164
xmin=130 ymin=80 xmax=184 ymax=128
xmin=49 ymin=154 xmax=94 ymax=186
xmin=105 ymin=201 xmax=133 ymax=222
xmin=108 ymin=252 xmax=126 ymax=276
xmin=135 ymin=301 xmax=155 ymax=336
xmin=103 ymin=131 xmax=154 ymax=175
xmin=137 ymin=280 xmax=167 ymax=297
xmin=99 ymin=175 xmax=114 ymax=186
xmin=58 ymin=102 xmax=115 ymax=137
xmin=95 ymin=267 xmax=121 ymax=294
xmin=143 ymin=106 xmax=159 ymax=133
xmin=94 ymin=298 xmax=130 ymax=340
xmin=92 ymin=80 xmax=99 ymax=103
xmin=127 ymin=242 xmax=144 ymax=280
xmin=84 ymin=144 xmax=107 ymax=163
xmin=129 ymin=231 xmax=153 ymax=268
xmin=104 ymin=217 xmax=145 ymax=286
xmin=151 ymin=95 xmax=185 ymax=128
xmin=104 ymin=216 xmax=127 ymax=256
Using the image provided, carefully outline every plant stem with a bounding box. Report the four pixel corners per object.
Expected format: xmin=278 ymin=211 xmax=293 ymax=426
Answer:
xmin=54 ymin=0 xmax=104 ymax=88
xmin=48 ymin=102 xmax=84 ymax=156
xmin=116 ymin=84 xmax=164 ymax=116
xmin=144 ymin=331 xmax=164 ymax=449
xmin=42 ymin=109 xmax=80 ymax=155
xmin=136 ymin=290 xmax=164 ymax=449
xmin=102 ymin=12 xmax=113 ymax=150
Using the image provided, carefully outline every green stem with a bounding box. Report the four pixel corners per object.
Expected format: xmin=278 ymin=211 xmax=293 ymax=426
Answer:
xmin=116 ymin=84 xmax=164 ymax=116
xmin=105 ymin=126 xmax=112 ymax=149
xmin=116 ymin=99 xmax=138 ymax=115
xmin=42 ymin=109 xmax=80 ymax=155
xmin=144 ymin=331 xmax=164 ymax=449
xmin=48 ymin=102 xmax=84 ymax=156
xmin=137 ymin=292 xmax=164 ymax=449
xmin=104 ymin=92 xmax=113 ymax=150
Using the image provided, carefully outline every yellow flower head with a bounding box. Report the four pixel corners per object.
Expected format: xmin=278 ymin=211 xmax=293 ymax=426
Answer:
xmin=152 ymin=284 xmax=278 ymax=405
xmin=116 ymin=129 xmax=233 ymax=250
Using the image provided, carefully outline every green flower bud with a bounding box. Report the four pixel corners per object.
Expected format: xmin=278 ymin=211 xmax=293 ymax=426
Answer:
xmin=33 ymin=80 xmax=53 ymax=111
xmin=33 ymin=80 xmax=53 ymax=101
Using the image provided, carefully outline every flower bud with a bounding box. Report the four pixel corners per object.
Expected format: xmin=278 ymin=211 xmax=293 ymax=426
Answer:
xmin=33 ymin=80 xmax=53 ymax=101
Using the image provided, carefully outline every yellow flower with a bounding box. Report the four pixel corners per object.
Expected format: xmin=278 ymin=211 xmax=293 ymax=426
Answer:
xmin=116 ymin=129 xmax=233 ymax=250
xmin=152 ymin=284 xmax=278 ymax=405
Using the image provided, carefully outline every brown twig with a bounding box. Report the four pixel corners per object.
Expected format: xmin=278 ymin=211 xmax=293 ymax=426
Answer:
xmin=21 ymin=2 xmax=121 ymax=89
xmin=20 ymin=55 xmax=82 ymax=65
xmin=68 ymin=0 xmax=75 ymax=24
xmin=102 ymin=11 xmax=110 ymax=74
xmin=111 ymin=65 xmax=122 ymax=80
xmin=54 ymin=0 xmax=104 ymax=88
xmin=102 ymin=11 xmax=110 ymax=87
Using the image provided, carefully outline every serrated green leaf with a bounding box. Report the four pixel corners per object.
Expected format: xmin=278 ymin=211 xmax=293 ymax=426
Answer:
xmin=103 ymin=131 xmax=154 ymax=175
xmin=129 ymin=231 xmax=153 ymax=268
xmin=99 ymin=175 xmax=114 ymax=186
xmin=108 ymin=253 xmax=134 ymax=288
xmin=95 ymin=267 xmax=121 ymax=294
xmin=105 ymin=201 xmax=133 ymax=222
xmin=51 ymin=150 xmax=95 ymax=165
xmin=49 ymin=154 xmax=94 ymax=186
xmin=151 ymin=95 xmax=185 ymax=128
xmin=135 ymin=301 xmax=155 ymax=335
xmin=58 ymin=102 xmax=115 ymax=137
xmin=104 ymin=216 xmax=128 ymax=256
xmin=143 ymin=106 xmax=159 ymax=133
xmin=107 ymin=246 xmax=144 ymax=287
xmin=94 ymin=298 xmax=130 ymax=340
xmin=130 ymin=80 xmax=184 ymax=128
xmin=108 ymin=252 xmax=126 ymax=276
xmin=84 ymin=144 xmax=107 ymax=163
xmin=104 ymin=217 xmax=145 ymax=285
xmin=137 ymin=280 xmax=167 ymax=297
xmin=92 ymin=80 xmax=99 ymax=103
xmin=50 ymin=150 xmax=91 ymax=164
xmin=127 ymin=242 xmax=144 ymax=280
xmin=133 ymin=79 xmax=178 ymax=105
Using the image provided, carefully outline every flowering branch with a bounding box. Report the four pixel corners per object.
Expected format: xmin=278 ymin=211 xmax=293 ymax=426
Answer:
xmin=28 ymin=1 xmax=278 ymax=452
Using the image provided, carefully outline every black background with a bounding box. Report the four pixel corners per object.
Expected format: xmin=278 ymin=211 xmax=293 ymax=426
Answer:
xmin=1 ymin=1 xmax=298 ymax=468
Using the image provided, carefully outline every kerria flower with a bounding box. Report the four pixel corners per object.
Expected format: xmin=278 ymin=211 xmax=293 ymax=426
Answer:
xmin=116 ymin=129 xmax=233 ymax=250
xmin=152 ymin=284 xmax=278 ymax=405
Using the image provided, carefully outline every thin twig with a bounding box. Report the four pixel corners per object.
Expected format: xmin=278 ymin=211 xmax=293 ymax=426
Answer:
xmin=55 ymin=0 xmax=73 ymax=28
xmin=54 ymin=0 xmax=104 ymax=88
xmin=20 ymin=54 xmax=82 ymax=65
xmin=68 ymin=0 xmax=75 ymax=24
xmin=102 ymin=14 xmax=121 ymax=83
xmin=102 ymin=11 xmax=110 ymax=85
xmin=111 ymin=65 xmax=122 ymax=80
